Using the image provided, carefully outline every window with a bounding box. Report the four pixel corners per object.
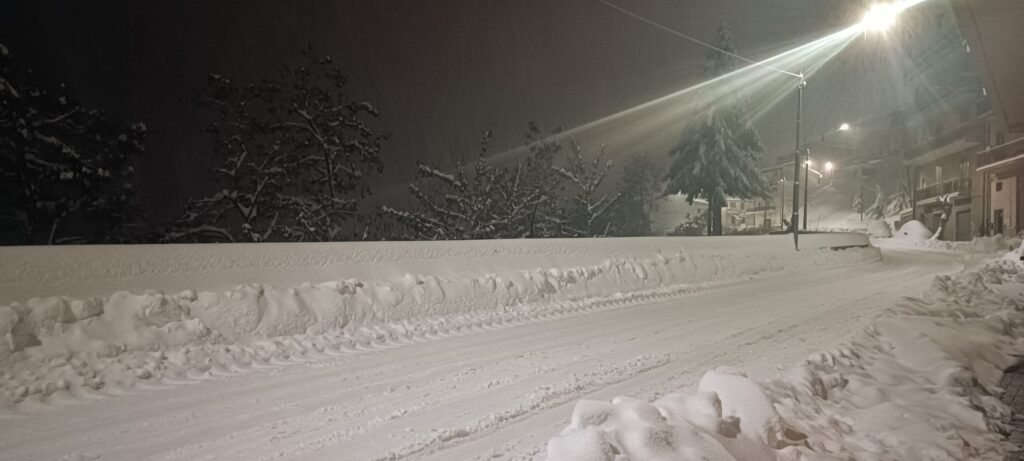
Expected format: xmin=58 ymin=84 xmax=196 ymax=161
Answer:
xmin=996 ymin=181 xmax=1003 ymax=192
xmin=935 ymin=166 xmax=942 ymax=183
xmin=997 ymin=132 xmax=1006 ymax=145
xmin=960 ymin=160 xmax=970 ymax=179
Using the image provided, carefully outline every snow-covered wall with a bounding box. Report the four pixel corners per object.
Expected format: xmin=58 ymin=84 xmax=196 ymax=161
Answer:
xmin=0 ymin=234 xmax=875 ymax=407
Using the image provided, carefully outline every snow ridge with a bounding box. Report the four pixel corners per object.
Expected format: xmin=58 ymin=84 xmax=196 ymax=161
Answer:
xmin=0 ymin=240 xmax=877 ymax=410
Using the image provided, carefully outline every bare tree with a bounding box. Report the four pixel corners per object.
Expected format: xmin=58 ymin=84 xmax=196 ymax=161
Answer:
xmin=1 ymin=43 xmax=147 ymax=245
xmin=171 ymin=49 xmax=385 ymax=242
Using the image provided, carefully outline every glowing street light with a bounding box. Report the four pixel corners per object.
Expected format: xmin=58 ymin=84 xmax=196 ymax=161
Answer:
xmin=824 ymin=161 xmax=834 ymax=173
xmin=838 ymin=123 xmax=851 ymax=131
xmin=857 ymin=1 xmax=920 ymax=33
xmin=859 ymin=3 xmax=900 ymax=32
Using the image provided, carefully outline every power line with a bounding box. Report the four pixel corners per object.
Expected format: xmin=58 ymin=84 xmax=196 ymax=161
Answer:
xmin=593 ymin=0 xmax=803 ymax=79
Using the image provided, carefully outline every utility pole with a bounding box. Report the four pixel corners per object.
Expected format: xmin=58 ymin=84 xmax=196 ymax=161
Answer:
xmin=779 ymin=178 xmax=784 ymax=232
xmin=791 ymin=74 xmax=806 ymax=250
xmin=802 ymin=149 xmax=810 ymax=230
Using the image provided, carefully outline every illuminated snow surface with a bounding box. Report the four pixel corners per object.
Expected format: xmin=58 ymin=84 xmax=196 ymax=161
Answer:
xmin=1 ymin=235 xmax=1022 ymax=460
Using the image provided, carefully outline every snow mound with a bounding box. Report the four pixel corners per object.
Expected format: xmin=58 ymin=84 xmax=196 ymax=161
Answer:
xmin=878 ymin=234 xmax=1019 ymax=254
xmin=0 ymin=235 xmax=878 ymax=408
xmin=550 ymin=256 xmax=1024 ymax=460
xmin=866 ymin=219 xmax=891 ymax=238
xmin=895 ymin=219 xmax=933 ymax=240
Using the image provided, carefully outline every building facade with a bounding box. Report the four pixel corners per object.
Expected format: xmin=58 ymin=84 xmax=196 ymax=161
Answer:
xmin=953 ymin=0 xmax=1024 ymax=237
xmin=897 ymin=0 xmax=989 ymax=241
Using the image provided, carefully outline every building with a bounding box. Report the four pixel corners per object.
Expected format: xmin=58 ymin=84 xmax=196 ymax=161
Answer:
xmin=952 ymin=0 xmax=1024 ymax=237
xmin=897 ymin=0 xmax=990 ymax=241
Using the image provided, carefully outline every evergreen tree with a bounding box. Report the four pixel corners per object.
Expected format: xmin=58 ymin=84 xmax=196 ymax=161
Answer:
xmin=0 ymin=43 xmax=147 ymax=245
xmin=851 ymin=183 xmax=864 ymax=221
xmin=884 ymin=171 xmax=912 ymax=218
xmin=609 ymin=153 xmax=659 ymax=236
xmin=865 ymin=184 xmax=885 ymax=220
xmin=663 ymin=24 xmax=767 ymax=236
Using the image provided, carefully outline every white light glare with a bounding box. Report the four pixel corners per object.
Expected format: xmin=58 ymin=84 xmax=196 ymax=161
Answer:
xmin=824 ymin=161 xmax=835 ymax=171
xmin=838 ymin=123 xmax=851 ymax=131
xmin=859 ymin=3 xmax=901 ymax=32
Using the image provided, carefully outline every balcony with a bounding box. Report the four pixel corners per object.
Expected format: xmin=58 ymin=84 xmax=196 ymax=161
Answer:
xmin=905 ymin=120 xmax=985 ymax=165
xmin=915 ymin=177 xmax=971 ymax=203
xmin=976 ymin=137 xmax=1024 ymax=173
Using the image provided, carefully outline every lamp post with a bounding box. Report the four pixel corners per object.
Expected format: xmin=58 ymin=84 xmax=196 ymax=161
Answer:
xmin=803 ymin=157 xmax=811 ymax=230
xmin=791 ymin=75 xmax=806 ymax=249
xmin=787 ymin=1 xmax=906 ymax=248
xmin=779 ymin=177 xmax=785 ymax=231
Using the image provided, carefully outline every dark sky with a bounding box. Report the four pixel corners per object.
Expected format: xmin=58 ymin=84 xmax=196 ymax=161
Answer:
xmin=1 ymin=0 xmax=903 ymax=221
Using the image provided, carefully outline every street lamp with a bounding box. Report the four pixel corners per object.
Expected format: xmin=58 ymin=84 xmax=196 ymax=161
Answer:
xmin=824 ymin=161 xmax=835 ymax=176
xmin=779 ymin=177 xmax=785 ymax=232
xmin=859 ymin=3 xmax=901 ymax=32
xmin=803 ymin=158 xmax=812 ymax=230
xmin=790 ymin=3 xmax=907 ymax=249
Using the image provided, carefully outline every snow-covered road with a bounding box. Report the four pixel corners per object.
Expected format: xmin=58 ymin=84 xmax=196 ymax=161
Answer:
xmin=0 ymin=248 xmax=964 ymax=461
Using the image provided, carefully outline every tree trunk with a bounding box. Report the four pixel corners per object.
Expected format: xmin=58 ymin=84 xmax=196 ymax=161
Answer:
xmin=706 ymin=202 xmax=713 ymax=236
xmin=713 ymin=202 xmax=723 ymax=236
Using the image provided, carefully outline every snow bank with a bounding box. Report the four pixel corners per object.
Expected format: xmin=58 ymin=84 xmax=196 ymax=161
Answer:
xmin=895 ymin=219 xmax=933 ymax=240
xmin=865 ymin=219 xmax=891 ymax=238
xmin=549 ymin=254 xmax=1024 ymax=460
xmin=879 ymin=233 xmax=1021 ymax=254
xmin=0 ymin=235 xmax=876 ymax=408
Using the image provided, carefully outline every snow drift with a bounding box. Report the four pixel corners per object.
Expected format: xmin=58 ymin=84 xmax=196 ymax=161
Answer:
xmin=0 ymin=235 xmax=876 ymax=408
xmin=895 ymin=219 xmax=933 ymax=240
xmin=548 ymin=253 xmax=1024 ymax=460
xmin=879 ymin=232 xmax=1021 ymax=254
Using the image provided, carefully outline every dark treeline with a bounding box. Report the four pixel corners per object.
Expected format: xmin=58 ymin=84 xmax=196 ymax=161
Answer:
xmin=0 ymin=44 xmax=666 ymax=245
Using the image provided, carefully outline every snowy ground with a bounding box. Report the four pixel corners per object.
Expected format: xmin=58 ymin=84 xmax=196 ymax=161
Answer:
xmin=0 ymin=236 xmax=1020 ymax=460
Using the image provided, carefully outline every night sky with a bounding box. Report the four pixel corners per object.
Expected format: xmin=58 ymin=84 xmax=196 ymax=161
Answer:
xmin=1 ymin=0 xmax=906 ymax=222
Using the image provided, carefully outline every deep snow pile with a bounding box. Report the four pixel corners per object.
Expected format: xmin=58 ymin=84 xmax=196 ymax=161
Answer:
xmin=880 ymin=232 xmax=1021 ymax=254
xmin=866 ymin=220 xmax=891 ymax=238
xmin=0 ymin=236 xmax=876 ymax=408
xmin=894 ymin=219 xmax=934 ymax=240
xmin=548 ymin=255 xmax=1024 ymax=460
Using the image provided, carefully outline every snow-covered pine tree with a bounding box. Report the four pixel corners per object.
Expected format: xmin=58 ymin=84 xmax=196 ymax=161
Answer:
xmin=851 ymin=188 xmax=864 ymax=221
xmin=0 ymin=43 xmax=147 ymax=245
xmin=172 ymin=49 xmax=385 ymax=242
xmin=663 ymin=24 xmax=767 ymax=236
xmin=551 ymin=139 xmax=620 ymax=237
xmin=864 ymin=184 xmax=885 ymax=219
xmin=884 ymin=172 xmax=912 ymax=218
xmin=609 ymin=153 xmax=659 ymax=236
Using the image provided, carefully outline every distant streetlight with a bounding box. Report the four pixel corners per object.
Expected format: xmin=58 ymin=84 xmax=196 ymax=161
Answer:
xmin=824 ymin=161 xmax=835 ymax=174
xmin=838 ymin=123 xmax=851 ymax=131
